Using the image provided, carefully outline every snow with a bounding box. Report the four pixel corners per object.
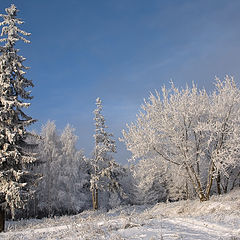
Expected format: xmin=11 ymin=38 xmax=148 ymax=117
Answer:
xmin=1 ymin=188 xmax=239 ymax=239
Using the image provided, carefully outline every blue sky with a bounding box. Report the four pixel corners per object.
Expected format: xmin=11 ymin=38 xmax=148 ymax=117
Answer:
xmin=1 ymin=0 xmax=240 ymax=164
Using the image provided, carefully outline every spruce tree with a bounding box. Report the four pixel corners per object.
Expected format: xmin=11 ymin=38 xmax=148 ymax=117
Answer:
xmin=90 ymin=98 xmax=119 ymax=210
xmin=0 ymin=4 xmax=38 ymax=225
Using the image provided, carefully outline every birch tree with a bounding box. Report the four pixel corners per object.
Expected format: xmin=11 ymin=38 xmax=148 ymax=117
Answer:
xmin=36 ymin=121 xmax=61 ymax=217
xmin=58 ymin=124 xmax=90 ymax=214
xmin=122 ymin=77 xmax=240 ymax=201
xmin=36 ymin=122 xmax=90 ymax=217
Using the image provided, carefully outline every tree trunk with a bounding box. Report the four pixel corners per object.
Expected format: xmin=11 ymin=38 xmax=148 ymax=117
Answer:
xmin=95 ymin=188 xmax=98 ymax=210
xmin=205 ymin=160 xmax=215 ymax=200
xmin=185 ymin=181 xmax=189 ymax=200
xmin=92 ymin=189 xmax=95 ymax=209
xmin=0 ymin=206 xmax=5 ymax=232
xmin=185 ymin=165 xmax=208 ymax=202
xmin=216 ymin=172 xmax=221 ymax=195
xmin=92 ymin=188 xmax=98 ymax=210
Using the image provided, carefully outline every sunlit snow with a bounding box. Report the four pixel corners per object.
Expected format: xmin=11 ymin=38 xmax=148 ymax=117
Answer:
xmin=1 ymin=188 xmax=239 ymax=239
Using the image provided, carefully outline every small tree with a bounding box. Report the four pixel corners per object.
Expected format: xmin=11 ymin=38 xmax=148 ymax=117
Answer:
xmin=58 ymin=124 xmax=90 ymax=214
xmin=90 ymin=98 xmax=119 ymax=210
xmin=0 ymin=4 xmax=39 ymax=229
xmin=36 ymin=121 xmax=62 ymax=217
xmin=27 ymin=122 xmax=89 ymax=217
xmin=35 ymin=122 xmax=90 ymax=217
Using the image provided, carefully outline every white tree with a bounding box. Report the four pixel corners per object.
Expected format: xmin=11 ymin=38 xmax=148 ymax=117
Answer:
xmin=133 ymin=157 xmax=168 ymax=204
xmin=58 ymin=124 xmax=90 ymax=214
xmin=35 ymin=122 xmax=90 ymax=217
xmin=206 ymin=78 xmax=240 ymax=195
xmin=132 ymin=155 xmax=190 ymax=204
xmin=0 ymin=4 xmax=39 ymax=226
xmin=36 ymin=121 xmax=62 ymax=217
xmin=122 ymin=77 xmax=240 ymax=202
xmin=90 ymin=98 xmax=119 ymax=209
xmin=218 ymin=166 xmax=240 ymax=194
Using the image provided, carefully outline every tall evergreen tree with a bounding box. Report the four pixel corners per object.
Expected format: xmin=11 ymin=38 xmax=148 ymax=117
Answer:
xmin=90 ymin=98 xmax=118 ymax=210
xmin=0 ymin=4 xmax=38 ymax=226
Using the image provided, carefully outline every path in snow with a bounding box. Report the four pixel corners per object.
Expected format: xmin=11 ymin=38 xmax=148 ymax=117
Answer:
xmin=118 ymin=217 xmax=239 ymax=240
xmin=1 ymin=215 xmax=239 ymax=239
xmin=1 ymin=189 xmax=240 ymax=239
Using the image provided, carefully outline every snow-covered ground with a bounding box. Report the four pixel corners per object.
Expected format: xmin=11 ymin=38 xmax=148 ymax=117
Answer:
xmin=1 ymin=188 xmax=240 ymax=240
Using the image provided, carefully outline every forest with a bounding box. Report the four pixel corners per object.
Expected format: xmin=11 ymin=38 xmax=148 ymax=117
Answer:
xmin=0 ymin=4 xmax=239 ymax=236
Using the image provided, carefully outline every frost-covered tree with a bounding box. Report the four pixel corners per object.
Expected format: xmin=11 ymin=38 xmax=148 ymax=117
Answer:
xmin=132 ymin=156 xmax=191 ymax=204
xmin=133 ymin=157 xmax=167 ymax=204
xmin=164 ymin=164 xmax=193 ymax=201
xmin=122 ymin=77 xmax=240 ymax=202
xmin=36 ymin=121 xmax=62 ymax=217
xmin=35 ymin=122 xmax=90 ymax=217
xmin=58 ymin=124 xmax=90 ymax=214
xmin=221 ymin=167 xmax=240 ymax=193
xmin=0 ymin=4 xmax=38 ymax=225
xmin=110 ymin=164 xmax=137 ymax=206
xmin=90 ymin=98 xmax=119 ymax=210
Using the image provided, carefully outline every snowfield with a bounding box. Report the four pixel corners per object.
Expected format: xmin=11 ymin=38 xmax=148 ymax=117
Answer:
xmin=1 ymin=188 xmax=240 ymax=240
